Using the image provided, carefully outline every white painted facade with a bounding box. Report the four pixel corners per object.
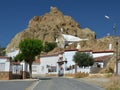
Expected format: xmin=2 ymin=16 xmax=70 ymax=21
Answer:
xmin=93 ymin=52 xmax=114 ymax=58
xmin=57 ymin=34 xmax=88 ymax=48
xmin=63 ymin=50 xmax=92 ymax=74
xmin=6 ymin=49 xmax=114 ymax=75
xmin=6 ymin=50 xmax=19 ymax=59
xmin=63 ymin=50 xmax=77 ymax=66
xmin=38 ymin=55 xmax=59 ymax=74
xmin=0 ymin=57 xmax=10 ymax=72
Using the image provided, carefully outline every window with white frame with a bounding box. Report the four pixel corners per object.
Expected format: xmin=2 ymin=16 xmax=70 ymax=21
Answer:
xmin=0 ymin=63 xmax=5 ymax=71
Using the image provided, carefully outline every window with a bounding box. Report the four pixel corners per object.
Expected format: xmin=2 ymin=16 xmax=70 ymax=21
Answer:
xmin=48 ymin=66 xmax=57 ymax=72
xmin=0 ymin=63 xmax=5 ymax=71
xmin=32 ymin=66 xmax=37 ymax=72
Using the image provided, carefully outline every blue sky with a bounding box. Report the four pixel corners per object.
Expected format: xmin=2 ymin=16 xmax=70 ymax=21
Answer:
xmin=0 ymin=0 xmax=120 ymax=47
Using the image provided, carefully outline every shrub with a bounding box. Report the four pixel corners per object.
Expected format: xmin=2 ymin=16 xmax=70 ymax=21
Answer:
xmin=73 ymin=52 xmax=94 ymax=67
xmin=43 ymin=42 xmax=57 ymax=52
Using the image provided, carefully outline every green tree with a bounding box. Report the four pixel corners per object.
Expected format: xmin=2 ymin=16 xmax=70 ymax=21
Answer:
xmin=43 ymin=42 xmax=57 ymax=52
xmin=0 ymin=46 xmax=6 ymax=56
xmin=15 ymin=39 xmax=43 ymax=78
xmin=73 ymin=52 xmax=94 ymax=67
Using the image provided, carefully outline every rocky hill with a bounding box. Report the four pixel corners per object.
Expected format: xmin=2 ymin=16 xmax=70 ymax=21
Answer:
xmin=6 ymin=7 xmax=120 ymax=73
xmin=6 ymin=7 xmax=96 ymax=52
xmin=6 ymin=7 xmax=120 ymax=54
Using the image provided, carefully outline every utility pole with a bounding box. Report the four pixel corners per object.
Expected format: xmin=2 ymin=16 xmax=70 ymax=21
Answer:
xmin=105 ymin=15 xmax=118 ymax=75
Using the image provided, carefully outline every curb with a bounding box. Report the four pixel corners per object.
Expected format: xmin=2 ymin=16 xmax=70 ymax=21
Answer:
xmin=0 ymin=79 xmax=38 ymax=82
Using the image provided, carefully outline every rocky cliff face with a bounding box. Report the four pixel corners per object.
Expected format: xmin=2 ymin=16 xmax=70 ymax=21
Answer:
xmin=6 ymin=7 xmax=96 ymax=52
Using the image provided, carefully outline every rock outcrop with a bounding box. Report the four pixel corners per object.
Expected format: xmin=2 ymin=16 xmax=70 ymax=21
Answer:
xmin=6 ymin=7 xmax=95 ymax=52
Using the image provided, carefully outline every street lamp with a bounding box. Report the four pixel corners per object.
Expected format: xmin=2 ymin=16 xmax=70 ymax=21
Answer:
xmin=105 ymin=15 xmax=118 ymax=75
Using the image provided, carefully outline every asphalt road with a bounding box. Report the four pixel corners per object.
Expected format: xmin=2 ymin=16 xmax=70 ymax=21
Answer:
xmin=0 ymin=80 xmax=34 ymax=90
xmin=33 ymin=77 xmax=104 ymax=90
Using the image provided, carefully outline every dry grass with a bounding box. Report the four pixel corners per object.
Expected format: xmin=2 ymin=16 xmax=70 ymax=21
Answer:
xmin=46 ymin=74 xmax=58 ymax=77
xmin=105 ymin=76 xmax=120 ymax=90
xmin=74 ymin=72 xmax=89 ymax=78
xmin=64 ymin=73 xmax=74 ymax=77
xmin=46 ymin=72 xmax=89 ymax=78
xmin=88 ymin=73 xmax=113 ymax=78
xmin=64 ymin=72 xmax=89 ymax=78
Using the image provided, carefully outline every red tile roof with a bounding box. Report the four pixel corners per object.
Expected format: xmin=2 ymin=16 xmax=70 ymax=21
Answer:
xmin=40 ymin=53 xmax=58 ymax=57
xmin=94 ymin=55 xmax=112 ymax=62
xmin=0 ymin=56 xmax=8 ymax=59
xmin=33 ymin=58 xmax=40 ymax=64
xmin=11 ymin=62 xmax=20 ymax=65
xmin=93 ymin=50 xmax=114 ymax=53
xmin=64 ymin=49 xmax=78 ymax=52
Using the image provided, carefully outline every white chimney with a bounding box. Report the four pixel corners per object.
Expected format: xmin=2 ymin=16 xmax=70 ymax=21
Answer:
xmin=109 ymin=43 xmax=112 ymax=50
xmin=76 ymin=43 xmax=81 ymax=50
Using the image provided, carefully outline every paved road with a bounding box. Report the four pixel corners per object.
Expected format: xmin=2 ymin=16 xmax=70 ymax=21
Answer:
xmin=0 ymin=80 xmax=34 ymax=90
xmin=33 ymin=77 xmax=104 ymax=90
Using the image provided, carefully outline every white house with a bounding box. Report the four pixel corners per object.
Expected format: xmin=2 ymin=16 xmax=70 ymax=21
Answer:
xmin=6 ymin=49 xmax=19 ymax=59
xmin=32 ymin=49 xmax=114 ymax=75
xmin=6 ymin=49 xmax=114 ymax=76
xmin=37 ymin=54 xmax=59 ymax=75
xmin=0 ymin=56 xmax=10 ymax=72
xmin=92 ymin=51 xmax=114 ymax=58
xmin=92 ymin=50 xmax=114 ymax=70
xmin=56 ymin=34 xmax=88 ymax=48
xmin=0 ymin=56 xmax=11 ymax=80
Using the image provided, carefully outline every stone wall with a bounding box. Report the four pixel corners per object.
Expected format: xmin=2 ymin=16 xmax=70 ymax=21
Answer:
xmin=0 ymin=71 xmax=28 ymax=80
xmin=0 ymin=71 xmax=12 ymax=80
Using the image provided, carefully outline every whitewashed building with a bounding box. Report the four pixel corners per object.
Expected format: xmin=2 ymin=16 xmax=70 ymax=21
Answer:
xmin=38 ymin=54 xmax=59 ymax=75
xmin=6 ymin=49 xmax=114 ymax=76
xmin=0 ymin=56 xmax=11 ymax=80
xmin=6 ymin=49 xmax=19 ymax=59
xmin=32 ymin=49 xmax=114 ymax=75
xmin=56 ymin=34 xmax=88 ymax=48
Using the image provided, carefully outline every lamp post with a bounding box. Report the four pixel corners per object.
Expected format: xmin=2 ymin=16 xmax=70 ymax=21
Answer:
xmin=105 ymin=15 xmax=118 ymax=75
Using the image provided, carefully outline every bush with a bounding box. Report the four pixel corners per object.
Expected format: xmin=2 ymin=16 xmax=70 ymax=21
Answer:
xmin=73 ymin=52 xmax=94 ymax=67
xmin=43 ymin=42 xmax=57 ymax=52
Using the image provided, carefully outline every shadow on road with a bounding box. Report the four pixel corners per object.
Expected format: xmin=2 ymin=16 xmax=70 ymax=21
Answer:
xmin=39 ymin=77 xmax=52 ymax=80
xmin=33 ymin=76 xmax=52 ymax=80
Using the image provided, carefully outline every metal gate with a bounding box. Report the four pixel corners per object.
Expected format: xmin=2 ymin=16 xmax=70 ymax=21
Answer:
xmin=11 ymin=64 xmax=23 ymax=79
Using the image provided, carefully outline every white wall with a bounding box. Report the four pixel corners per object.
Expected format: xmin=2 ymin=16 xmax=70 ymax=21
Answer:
xmin=5 ymin=62 xmax=10 ymax=71
xmin=0 ymin=58 xmax=10 ymax=71
xmin=93 ymin=62 xmax=104 ymax=68
xmin=63 ymin=50 xmax=91 ymax=74
xmin=6 ymin=50 xmax=19 ymax=58
xmin=63 ymin=51 xmax=77 ymax=66
xmin=32 ymin=50 xmax=114 ymax=75
xmin=93 ymin=52 xmax=113 ymax=58
xmin=77 ymin=67 xmax=91 ymax=73
xmin=32 ymin=64 xmax=41 ymax=74
xmin=37 ymin=55 xmax=59 ymax=74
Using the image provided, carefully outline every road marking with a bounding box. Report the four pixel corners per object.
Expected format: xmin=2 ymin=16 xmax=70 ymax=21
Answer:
xmin=26 ymin=80 xmax=41 ymax=90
